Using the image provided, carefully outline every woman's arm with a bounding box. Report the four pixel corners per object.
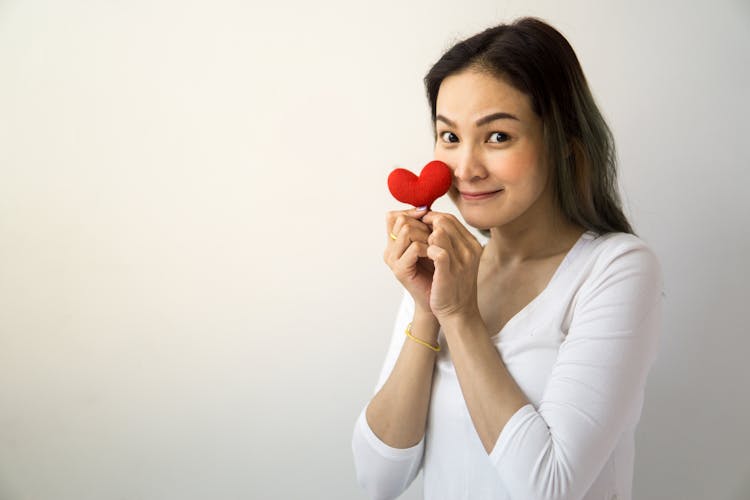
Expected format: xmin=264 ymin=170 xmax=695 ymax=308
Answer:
xmin=437 ymin=311 xmax=529 ymax=452
xmin=364 ymin=308 xmax=439 ymax=448
xmin=441 ymin=238 xmax=664 ymax=500
xmin=418 ymin=210 xmax=532 ymax=452
xmin=352 ymin=291 xmax=440 ymax=499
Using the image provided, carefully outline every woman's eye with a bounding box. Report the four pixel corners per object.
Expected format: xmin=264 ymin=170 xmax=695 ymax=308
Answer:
xmin=488 ymin=132 xmax=510 ymax=143
xmin=439 ymin=131 xmax=458 ymax=143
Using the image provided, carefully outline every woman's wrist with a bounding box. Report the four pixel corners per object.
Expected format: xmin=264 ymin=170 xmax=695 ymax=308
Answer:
xmin=439 ymin=306 xmax=486 ymax=340
xmin=410 ymin=308 xmax=440 ymax=344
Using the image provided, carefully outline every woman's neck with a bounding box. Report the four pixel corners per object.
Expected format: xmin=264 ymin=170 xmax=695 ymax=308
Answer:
xmin=483 ymin=212 xmax=584 ymax=270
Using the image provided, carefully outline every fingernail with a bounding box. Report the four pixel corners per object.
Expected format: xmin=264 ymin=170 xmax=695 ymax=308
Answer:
xmin=415 ymin=205 xmax=427 ymax=212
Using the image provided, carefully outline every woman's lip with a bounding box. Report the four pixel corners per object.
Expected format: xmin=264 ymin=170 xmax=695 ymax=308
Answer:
xmin=460 ymin=189 xmax=504 ymax=200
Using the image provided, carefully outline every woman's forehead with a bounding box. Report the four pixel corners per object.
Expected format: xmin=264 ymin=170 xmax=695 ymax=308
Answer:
xmin=436 ymin=70 xmax=534 ymax=123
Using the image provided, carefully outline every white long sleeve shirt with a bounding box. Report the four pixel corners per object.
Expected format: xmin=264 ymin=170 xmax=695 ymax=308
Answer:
xmin=352 ymin=230 xmax=664 ymax=500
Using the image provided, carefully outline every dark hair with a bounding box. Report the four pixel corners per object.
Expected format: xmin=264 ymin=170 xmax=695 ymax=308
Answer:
xmin=424 ymin=17 xmax=635 ymax=237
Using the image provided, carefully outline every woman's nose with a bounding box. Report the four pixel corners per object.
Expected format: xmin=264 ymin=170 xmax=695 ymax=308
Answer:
xmin=452 ymin=147 xmax=488 ymax=181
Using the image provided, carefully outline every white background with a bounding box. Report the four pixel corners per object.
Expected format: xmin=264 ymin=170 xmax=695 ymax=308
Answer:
xmin=1 ymin=1 xmax=748 ymax=499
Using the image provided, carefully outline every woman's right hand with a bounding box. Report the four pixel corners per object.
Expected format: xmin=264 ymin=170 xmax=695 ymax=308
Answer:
xmin=384 ymin=207 xmax=435 ymax=314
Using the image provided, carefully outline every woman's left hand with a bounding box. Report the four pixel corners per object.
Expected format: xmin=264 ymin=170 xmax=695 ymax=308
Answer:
xmin=421 ymin=211 xmax=484 ymax=322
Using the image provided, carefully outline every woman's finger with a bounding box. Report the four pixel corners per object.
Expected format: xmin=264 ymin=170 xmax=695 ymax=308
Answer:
xmin=385 ymin=239 xmax=430 ymax=285
xmin=384 ymin=222 xmax=412 ymax=264
xmin=421 ymin=212 xmax=468 ymax=242
xmin=387 ymin=211 xmax=431 ymax=244
xmin=426 ymin=243 xmax=451 ymax=273
xmin=400 ymin=222 xmax=431 ymax=244
xmin=386 ymin=207 xmax=429 ymax=237
xmin=427 ymin=222 xmax=457 ymax=259
xmin=395 ymin=241 xmax=429 ymax=272
xmin=422 ymin=211 xmax=482 ymax=262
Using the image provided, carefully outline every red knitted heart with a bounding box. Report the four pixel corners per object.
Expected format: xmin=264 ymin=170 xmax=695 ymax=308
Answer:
xmin=387 ymin=160 xmax=452 ymax=208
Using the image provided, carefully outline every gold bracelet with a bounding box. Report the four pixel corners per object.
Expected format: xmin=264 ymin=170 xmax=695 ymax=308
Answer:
xmin=405 ymin=322 xmax=441 ymax=352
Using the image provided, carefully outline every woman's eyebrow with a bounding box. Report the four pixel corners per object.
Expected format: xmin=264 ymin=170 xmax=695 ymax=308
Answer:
xmin=436 ymin=112 xmax=520 ymax=127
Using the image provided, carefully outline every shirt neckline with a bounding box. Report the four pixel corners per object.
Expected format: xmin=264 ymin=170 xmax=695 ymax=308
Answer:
xmin=488 ymin=229 xmax=595 ymax=340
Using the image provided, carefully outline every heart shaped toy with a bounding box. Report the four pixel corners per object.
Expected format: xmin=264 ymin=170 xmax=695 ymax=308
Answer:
xmin=387 ymin=160 xmax=452 ymax=209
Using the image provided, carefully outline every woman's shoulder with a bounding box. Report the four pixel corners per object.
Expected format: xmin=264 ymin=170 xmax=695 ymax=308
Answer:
xmin=587 ymin=230 xmax=659 ymax=263
xmin=580 ymin=230 xmax=664 ymax=298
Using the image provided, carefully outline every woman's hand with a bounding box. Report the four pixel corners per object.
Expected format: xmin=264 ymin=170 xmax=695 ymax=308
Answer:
xmin=421 ymin=211 xmax=484 ymax=322
xmin=384 ymin=207 xmax=434 ymax=314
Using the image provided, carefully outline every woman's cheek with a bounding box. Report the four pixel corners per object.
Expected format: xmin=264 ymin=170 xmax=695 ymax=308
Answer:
xmin=492 ymin=150 xmax=539 ymax=184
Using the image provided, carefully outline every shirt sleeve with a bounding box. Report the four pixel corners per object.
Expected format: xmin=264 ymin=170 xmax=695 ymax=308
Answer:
xmin=351 ymin=289 xmax=425 ymax=500
xmin=488 ymin=237 xmax=665 ymax=500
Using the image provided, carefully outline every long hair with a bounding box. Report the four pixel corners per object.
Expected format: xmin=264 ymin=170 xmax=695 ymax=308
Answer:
xmin=424 ymin=17 xmax=635 ymax=236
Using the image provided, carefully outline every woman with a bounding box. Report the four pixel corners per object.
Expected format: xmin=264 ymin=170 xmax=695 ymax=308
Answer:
xmin=351 ymin=17 xmax=663 ymax=500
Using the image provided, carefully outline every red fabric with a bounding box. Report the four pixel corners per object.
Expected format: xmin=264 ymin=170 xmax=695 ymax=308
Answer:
xmin=387 ymin=160 xmax=452 ymax=208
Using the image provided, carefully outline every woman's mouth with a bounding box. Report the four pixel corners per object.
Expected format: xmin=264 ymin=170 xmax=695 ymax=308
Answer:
xmin=459 ymin=189 xmax=504 ymax=201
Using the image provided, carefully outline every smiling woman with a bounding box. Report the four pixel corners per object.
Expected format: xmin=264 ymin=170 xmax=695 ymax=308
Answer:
xmin=425 ymin=17 xmax=633 ymax=241
xmin=433 ymin=70 xmax=553 ymax=236
xmin=352 ymin=17 xmax=663 ymax=500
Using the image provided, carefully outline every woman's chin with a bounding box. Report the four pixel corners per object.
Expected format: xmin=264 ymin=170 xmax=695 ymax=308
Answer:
xmin=458 ymin=213 xmax=496 ymax=232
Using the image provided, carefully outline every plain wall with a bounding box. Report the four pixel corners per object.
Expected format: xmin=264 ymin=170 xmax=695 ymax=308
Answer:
xmin=1 ymin=0 xmax=748 ymax=499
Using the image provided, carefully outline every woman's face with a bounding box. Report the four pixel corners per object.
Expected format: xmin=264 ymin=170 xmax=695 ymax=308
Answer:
xmin=434 ymin=69 xmax=552 ymax=232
